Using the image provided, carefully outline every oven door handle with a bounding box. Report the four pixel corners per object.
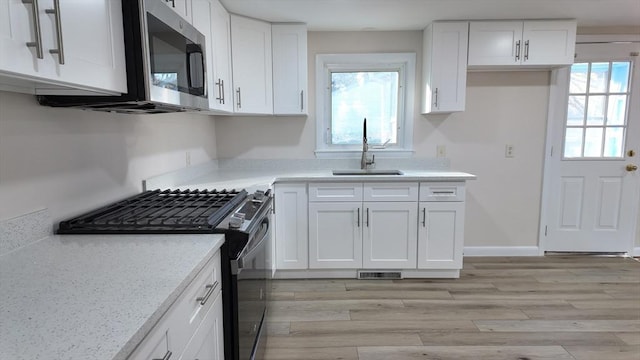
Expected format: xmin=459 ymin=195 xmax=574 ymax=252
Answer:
xmin=231 ymin=218 xmax=269 ymax=275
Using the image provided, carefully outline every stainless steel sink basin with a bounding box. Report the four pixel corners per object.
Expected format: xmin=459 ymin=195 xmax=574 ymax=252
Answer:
xmin=332 ymin=169 xmax=404 ymax=176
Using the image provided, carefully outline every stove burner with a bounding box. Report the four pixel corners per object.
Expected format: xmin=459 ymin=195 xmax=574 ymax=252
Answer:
xmin=57 ymin=189 xmax=248 ymax=234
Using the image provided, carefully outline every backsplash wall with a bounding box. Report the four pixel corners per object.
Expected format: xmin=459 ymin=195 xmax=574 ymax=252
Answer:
xmin=0 ymin=91 xmax=217 ymax=223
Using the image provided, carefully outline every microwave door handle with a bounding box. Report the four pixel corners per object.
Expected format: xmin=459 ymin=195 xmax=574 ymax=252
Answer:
xmin=186 ymin=44 xmax=205 ymax=96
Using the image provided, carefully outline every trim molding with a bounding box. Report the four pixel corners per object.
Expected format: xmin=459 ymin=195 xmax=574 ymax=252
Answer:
xmin=463 ymin=246 xmax=540 ymax=257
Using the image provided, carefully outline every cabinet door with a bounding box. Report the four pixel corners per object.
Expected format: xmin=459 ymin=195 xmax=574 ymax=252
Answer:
xmin=363 ymin=202 xmax=418 ymax=269
xmin=179 ymin=292 xmax=224 ymax=360
xmin=230 ymin=15 xmax=273 ymax=114
xmin=274 ymin=184 xmax=308 ymax=269
xmin=161 ymin=0 xmax=192 ymax=22
xmin=522 ymin=20 xmax=576 ymax=66
xmin=468 ymin=21 xmax=523 ymax=66
xmin=417 ymin=202 xmax=465 ymax=269
xmin=309 ymin=202 xmax=362 ymax=269
xmin=210 ymin=0 xmax=233 ymax=112
xmin=422 ymin=22 xmax=468 ymax=114
xmin=272 ymin=24 xmax=308 ymax=115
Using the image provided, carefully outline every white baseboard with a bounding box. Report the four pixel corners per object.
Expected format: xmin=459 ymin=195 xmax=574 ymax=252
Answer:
xmin=463 ymin=246 xmax=540 ymax=257
xmin=633 ymin=247 xmax=640 ymax=257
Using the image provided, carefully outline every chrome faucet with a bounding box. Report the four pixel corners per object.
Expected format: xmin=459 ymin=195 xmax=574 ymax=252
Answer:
xmin=361 ymin=118 xmax=375 ymax=170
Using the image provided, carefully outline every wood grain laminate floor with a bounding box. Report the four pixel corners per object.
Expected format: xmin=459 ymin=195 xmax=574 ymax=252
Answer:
xmin=264 ymin=256 xmax=640 ymax=360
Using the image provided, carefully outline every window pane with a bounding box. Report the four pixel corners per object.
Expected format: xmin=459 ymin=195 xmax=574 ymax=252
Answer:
xmin=331 ymin=71 xmax=399 ymax=145
xmin=607 ymin=95 xmax=627 ymax=126
xmin=567 ymin=95 xmax=585 ymax=125
xmin=564 ymin=128 xmax=583 ymax=158
xmin=604 ymin=127 xmax=624 ymax=157
xmin=589 ymin=62 xmax=610 ymax=93
xmin=569 ymin=63 xmax=588 ymax=93
xmin=610 ymin=62 xmax=630 ymax=92
xmin=584 ymin=127 xmax=604 ymax=157
xmin=586 ymin=95 xmax=605 ymax=125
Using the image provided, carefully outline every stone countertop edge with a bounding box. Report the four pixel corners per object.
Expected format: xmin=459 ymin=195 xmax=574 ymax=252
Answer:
xmin=0 ymin=234 xmax=224 ymax=360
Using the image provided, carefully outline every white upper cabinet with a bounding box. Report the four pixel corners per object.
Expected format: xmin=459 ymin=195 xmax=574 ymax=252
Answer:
xmin=272 ymin=24 xmax=308 ymax=115
xmin=421 ymin=21 xmax=468 ymax=114
xmin=0 ymin=0 xmax=127 ymax=95
xmin=230 ymin=14 xmax=273 ymax=114
xmin=468 ymin=20 xmax=577 ymax=68
xmin=161 ymin=0 xmax=192 ymax=22
xmin=191 ymin=0 xmax=233 ymax=113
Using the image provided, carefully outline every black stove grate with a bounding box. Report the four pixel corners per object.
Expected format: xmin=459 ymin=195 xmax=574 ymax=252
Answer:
xmin=57 ymin=189 xmax=248 ymax=234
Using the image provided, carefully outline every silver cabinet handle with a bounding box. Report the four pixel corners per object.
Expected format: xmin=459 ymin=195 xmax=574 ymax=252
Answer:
xmin=422 ymin=208 xmax=426 ymax=227
xmin=432 ymin=191 xmax=455 ymax=195
xmin=236 ymin=88 xmax=241 ymax=109
xmin=45 ymin=0 xmax=64 ymax=64
xmin=433 ymin=88 xmax=438 ymax=108
xmin=300 ymin=90 xmax=304 ymax=112
xmin=22 ymin=0 xmax=43 ymax=59
xmin=165 ymin=0 xmax=176 ymax=7
xmin=196 ymin=281 xmax=218 ymax=305
xmin=220 ymin=79 xmax=225 ymax=104
xmin=153 ymin=350 xmax=172 ymax=360
xmin=215 ymin=79 xmax=223 ymax=104
xmin=515 ymin=40 xmax=521 ymax=62
xmin=366 ymin=208 xmax=370 ymax=227
xmin=524 ymin=40 xmax=529 ymax=61
xmin=357 ymin=208 xmax=360 ymax=227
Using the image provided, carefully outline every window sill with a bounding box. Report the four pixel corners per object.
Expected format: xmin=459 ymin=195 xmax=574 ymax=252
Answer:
xmin=315 ymin=149 xmax=415 ymax=159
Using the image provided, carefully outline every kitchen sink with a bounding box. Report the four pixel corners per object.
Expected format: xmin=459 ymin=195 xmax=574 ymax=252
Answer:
xmin=332 ymin=169 xmax=404 ymax=176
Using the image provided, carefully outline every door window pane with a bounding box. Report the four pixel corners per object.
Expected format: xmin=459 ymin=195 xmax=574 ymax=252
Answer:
xmin=610 ymin=62 xmax=630 ymax=92
xmin=604 ymin=127 xmax=624 ymax=157
xmin=567 ymin=95 xmax=585 ymax=126
xmin=589 ymin=62 xmax=610 ymax=93
xmin=586 ymin=95 xmax=605 ymax=125
xmin=564 ymin=128 xmax=583 ymax=158
xmin=607 ymin=95 xmax=627 ymax=126
xmin=569 ymin=63 xmax=588 ymax=93
xmin=584 ymin=128 xmax=603 ymax=157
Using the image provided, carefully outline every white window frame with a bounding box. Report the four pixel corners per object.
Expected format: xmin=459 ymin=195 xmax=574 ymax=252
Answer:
xmin=315 ymin=53 xmax=416 ymax=158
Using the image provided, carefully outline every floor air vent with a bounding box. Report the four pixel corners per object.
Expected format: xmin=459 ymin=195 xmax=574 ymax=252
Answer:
xmin=358 ymin=271 xmax=402 ymax=280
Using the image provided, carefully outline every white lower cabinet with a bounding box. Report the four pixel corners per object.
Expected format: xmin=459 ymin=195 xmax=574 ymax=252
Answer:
xmin=274 ymin=183 xmax=308 ymax=269
xmin=417 ymin=182 xmax=465 ymax=269
xmin=309 ymin=202 xmax=362 ymax=268
xmin=364 ymin=202 xmax=418 ymax=269
xmin=308 ymin=182 xmax=418 ymax=270
xmin=179 ymin=292 xmax=224 ymax=360
xmin=128 ymin=251 xmax=223 ymax=360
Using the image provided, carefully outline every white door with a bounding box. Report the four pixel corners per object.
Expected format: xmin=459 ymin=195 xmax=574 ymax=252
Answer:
xmin=542 ymin=41 xmax=640 ymax=253
xmin=363 ymin=202 xmax=418 ymax=268
xmin=308 ymin=202 xmax=362 ymax=269
xmin=418 ymin=202 xmax=465 ymax=269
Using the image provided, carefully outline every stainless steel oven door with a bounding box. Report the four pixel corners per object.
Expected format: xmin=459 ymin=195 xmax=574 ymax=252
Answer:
xmin=142 ymin=0 xmax=208 ymax=110
xmin=234 ymin=215 xmax=270 ymax=360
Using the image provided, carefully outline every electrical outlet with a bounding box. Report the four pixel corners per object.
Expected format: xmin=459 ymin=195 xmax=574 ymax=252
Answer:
xmin=186 ymin=151 xmax=191 ymax=166
xmin=437 ymin=145 xmax=446 ymax=158
xmin=505 ymin=144 xmax=515 ymax=158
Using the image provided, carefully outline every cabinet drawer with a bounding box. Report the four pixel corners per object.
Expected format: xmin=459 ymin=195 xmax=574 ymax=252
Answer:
xmin=363 ymin=182 xmax=418 ymax=202
xmin=128 ymin=323 xmax=170 ymax=360
xmin=168 ymin=250 xmax=222 ymax=356
xmin=420 ymin=182 xmax=465 ymax=202
xmin=309 ymin=183 xmax=363 ymax=202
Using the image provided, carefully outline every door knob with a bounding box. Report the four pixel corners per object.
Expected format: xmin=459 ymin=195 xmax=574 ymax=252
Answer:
xmin=626 ymin=164 xmax=638 ymax=172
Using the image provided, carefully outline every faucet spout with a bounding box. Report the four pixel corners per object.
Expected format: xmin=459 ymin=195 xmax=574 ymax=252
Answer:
xmin=361 ymin=118 xmax=375 ymax=169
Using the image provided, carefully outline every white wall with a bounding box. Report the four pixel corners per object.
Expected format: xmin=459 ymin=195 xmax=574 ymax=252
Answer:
xmin=0 ymin=91 xmax=217 ymax=222
xmin=216 ymin=30 xmax=550 ymax=249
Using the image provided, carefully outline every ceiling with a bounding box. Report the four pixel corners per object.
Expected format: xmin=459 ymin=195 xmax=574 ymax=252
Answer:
xmin=219 ymin=0 xmax=640 ymax=31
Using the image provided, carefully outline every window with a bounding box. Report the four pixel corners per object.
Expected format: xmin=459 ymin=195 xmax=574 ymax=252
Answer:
xmin=563 ymin=61 xmax=631 ymax=158
xmin=315 ymin=53 xmax=416 ymax=157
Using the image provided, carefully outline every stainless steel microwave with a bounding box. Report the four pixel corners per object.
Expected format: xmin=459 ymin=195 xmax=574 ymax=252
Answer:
xmin=38 ymin=0 xmax=209 ymax=114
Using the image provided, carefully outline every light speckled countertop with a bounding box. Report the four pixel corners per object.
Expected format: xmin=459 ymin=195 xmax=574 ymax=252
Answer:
xmin=0 ymin=234 xmax=224 ymax=360
xmin=169 ymin=168 xmax=477 ymax=192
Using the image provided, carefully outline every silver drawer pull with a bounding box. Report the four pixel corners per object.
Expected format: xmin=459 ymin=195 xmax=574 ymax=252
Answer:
xmin=46 ymin=0 xmax=65 ymax=64
xmin=432 ymin=191 xmax=455 ymax=195
xmin=153 ymin=350 xmax=172 ymax=360
xmin=196 ymin=281 xmax=218 ymax=305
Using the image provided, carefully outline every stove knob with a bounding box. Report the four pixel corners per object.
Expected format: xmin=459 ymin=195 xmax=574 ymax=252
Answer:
xmin=229 ymin=213 xmax=245 ymax=229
